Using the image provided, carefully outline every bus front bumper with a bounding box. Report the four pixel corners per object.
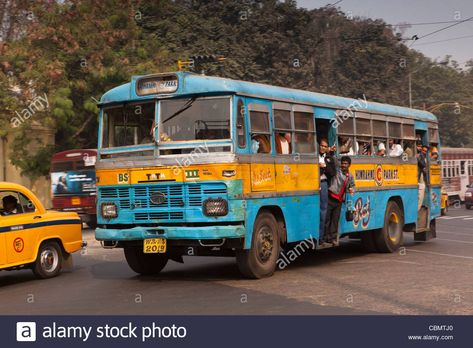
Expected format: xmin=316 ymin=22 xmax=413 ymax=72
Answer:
xmin=95 ymin=225 xmax=246 ymax=241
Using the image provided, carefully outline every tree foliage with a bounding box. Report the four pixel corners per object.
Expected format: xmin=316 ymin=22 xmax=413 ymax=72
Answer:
xmin=0 ymin=0 xmax=472 ymax=178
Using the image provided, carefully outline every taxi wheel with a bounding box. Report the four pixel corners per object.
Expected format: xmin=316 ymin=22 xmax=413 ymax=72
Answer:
xmin=32 ymin=241 xmax=63 ymax=279
xmin=124 ymin=246 xmax=168 ymax=275
xmin=236 ymin=211 xmax=279 ymax=279
xmin=374 ymin=201 xmax=404 ymax=253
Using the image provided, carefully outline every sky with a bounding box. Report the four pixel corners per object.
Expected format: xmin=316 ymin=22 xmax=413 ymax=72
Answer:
xmin=297 ymin=0 xmax=473 ymax=67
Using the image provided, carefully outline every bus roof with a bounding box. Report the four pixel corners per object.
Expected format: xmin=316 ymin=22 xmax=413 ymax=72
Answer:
xmin=52 ymin=149 xmax=97 ymax=161
xmin=100 ymin=71 xmax=438 ymax=123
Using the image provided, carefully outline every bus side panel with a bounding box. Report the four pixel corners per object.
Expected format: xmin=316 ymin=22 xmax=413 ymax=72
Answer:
xmin=243 ymin=194 xmax=319 ymax=249
xmin=430 ymin=186 xmax=442 ymax=218
xmin=339 ymin=188 xmax=418 ymax=234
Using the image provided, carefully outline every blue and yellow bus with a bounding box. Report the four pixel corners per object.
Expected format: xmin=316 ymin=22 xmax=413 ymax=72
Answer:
xmin=95 ymin=72 xmax=441 ymax=278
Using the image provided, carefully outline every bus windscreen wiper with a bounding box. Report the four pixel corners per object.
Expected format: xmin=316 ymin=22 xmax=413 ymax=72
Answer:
xmin=162 ymin=97 xmax=197 ymax=124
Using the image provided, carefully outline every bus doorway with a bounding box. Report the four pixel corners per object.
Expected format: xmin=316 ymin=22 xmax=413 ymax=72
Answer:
xmin=415 ymin=130 xmax=434 ymax=239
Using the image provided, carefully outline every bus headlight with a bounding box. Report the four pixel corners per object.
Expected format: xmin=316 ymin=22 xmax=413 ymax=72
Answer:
xmin=101 ymin=203 xmax=118 ymax=218
xmin=203 ymin=198 xmax=228 ymax=217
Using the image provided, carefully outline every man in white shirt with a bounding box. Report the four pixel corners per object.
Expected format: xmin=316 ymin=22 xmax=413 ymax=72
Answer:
xmin=1 ymin=195 xmax=19 ymax=215
xmin=389 ymin=139 xmax=403 ymax=157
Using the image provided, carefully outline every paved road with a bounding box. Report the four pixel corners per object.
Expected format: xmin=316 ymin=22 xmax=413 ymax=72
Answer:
xmin=1 ymin=207 xmax=472 ymax=315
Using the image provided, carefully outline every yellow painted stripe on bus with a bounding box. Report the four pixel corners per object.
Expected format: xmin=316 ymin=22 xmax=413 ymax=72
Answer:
xmin=430 ymin=164 xmax=442 ymax=185
xmin=97 ymin=163 xmax=419 ymax=192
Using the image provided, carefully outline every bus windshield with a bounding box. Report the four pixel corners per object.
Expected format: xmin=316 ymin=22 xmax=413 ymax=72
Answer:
xmin=159 ymin=97 xmax=231 ymax=142
xmin=102 ymin=102 xmax=155 ymax=148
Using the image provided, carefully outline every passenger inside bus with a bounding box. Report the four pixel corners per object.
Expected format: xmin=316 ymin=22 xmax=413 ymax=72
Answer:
xmin=375 ymin=141 xmax=386 ymax=156
xmin=251 ymin=134 xmax=271 ymax=153
xmin=404 ymin=141 xmax=414 ymax=157
xmin=275 ymin=133 xmax=291 ymax=154
xmin=339 ymin=136 xmax=358 ymax=155
xmin=357 ymin=138 xmax=372 ymax=156
xmin=388 ymin=139 xmax=403 ymax=157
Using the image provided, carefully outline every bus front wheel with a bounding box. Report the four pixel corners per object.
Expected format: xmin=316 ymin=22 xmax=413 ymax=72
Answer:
xmin=236 ymin=211 xmax=279 ymax=279
xmin=374 ymin=201 xmax=404 ymax=253
xmin=124 ymin=246 xmax=168 ymax=275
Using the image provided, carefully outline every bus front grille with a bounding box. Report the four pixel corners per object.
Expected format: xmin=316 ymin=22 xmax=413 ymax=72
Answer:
xmin=99 ymin=183 xmax=227 ymax=222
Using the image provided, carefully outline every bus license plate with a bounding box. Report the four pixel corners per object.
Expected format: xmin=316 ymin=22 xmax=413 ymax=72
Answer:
xmin=71 ymin=197 xmax=81 ymax=205
xmin=143 ymin=238 xmax=166 ymax=253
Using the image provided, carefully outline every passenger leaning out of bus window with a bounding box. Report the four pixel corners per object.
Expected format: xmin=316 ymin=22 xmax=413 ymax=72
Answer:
xmin=323 ymin=156 xmax=355 ymax=244
xmin=318 ymin=138 xmax=337 ymax=241
xmin=388 ymin=139 xmax=403 ymax=157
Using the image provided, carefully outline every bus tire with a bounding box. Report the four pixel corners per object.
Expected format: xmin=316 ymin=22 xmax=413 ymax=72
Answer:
xmin=32 ymin=241 xmax=63 ymax=279
xmin=124 ymin=246 xmax=168 ymax=275
xmin=236 ymin=211 xmax=279 ymax=279
xmin=87 ymin=220 xmax=97 ymax=229
xmin=374 ymin=201 xmax=404 ymax=253
xmin=361 ymin=230 xmax=378 ymax=252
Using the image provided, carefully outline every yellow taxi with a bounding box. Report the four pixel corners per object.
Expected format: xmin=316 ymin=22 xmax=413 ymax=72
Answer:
xmin=441 ymin=187 xmax=449 ymax=216
xmin=0 ymin=182 xmax=84 ymax=278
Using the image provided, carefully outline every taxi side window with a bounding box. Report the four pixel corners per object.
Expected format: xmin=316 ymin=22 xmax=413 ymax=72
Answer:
xmin=19 ymin=192 xmax=36 ymax=213
xmin=0 ymin=191 xmax=35 ymax=216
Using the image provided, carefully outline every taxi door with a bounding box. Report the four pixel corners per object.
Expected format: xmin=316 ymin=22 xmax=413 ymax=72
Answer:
xmin=0 ymin=222 xmax=5 ymax=266
xmin=0 ymin=191 xmax=41 ymax=265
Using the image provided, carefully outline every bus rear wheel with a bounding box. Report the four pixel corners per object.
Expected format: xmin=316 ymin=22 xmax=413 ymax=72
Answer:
xmin=236 ymin=211 xmax=279 ymax=279
xmin=124 ymin=246 xmax=168 ymax=275
xmin=374 ymin=201 xmax=404 ymax=253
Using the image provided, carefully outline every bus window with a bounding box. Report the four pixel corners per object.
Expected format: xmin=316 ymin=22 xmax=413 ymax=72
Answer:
xmin=336 ymin=112 xmax=355 ymax=155
xmin=355 ymin=118 xmax=371 ymax=156
xmin=161 ymin=98 xmax=231 ymax=142
xmin=430 ymin=144 xmax=439 ymax=162
xmin=402 ymin=123 xmax=415 ymax=158
xmin=373 ymin=120 xmax=387 ymax=137
xmin=236 ymin=100 xmax=247 ymax=148
xmin=273 ymin=108 xmax=292 ymax=155
xmin=429 ymin=127 xmax=439 ymax=144
xmin=357 ymin=137 xmax=372 ymax=156
xmin=374 ymin=139 xmax=386 ymax=156
xmin=250 ymin=108 xmax=271 ymax=154
xmin=293 ymin=111 xmax=315 ymax=154
xmin=102 ymin=102 xmax=155 ymax=147
xmin=388 ymin=139 xmax=403 ymax=157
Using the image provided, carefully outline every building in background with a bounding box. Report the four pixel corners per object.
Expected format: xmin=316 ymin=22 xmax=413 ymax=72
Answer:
xmin=0 ymin=122 xmax=55 ymax=207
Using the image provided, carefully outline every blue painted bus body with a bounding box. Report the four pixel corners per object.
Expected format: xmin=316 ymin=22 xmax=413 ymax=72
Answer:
xmin=96 ymin=72 xmax=439 ymax=249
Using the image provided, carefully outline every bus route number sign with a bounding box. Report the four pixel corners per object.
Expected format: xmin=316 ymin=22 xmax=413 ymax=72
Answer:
xmin=136 ymin=75 xmax=179 ymax=95
xmin=144 ymin=238 xmax=167 ymax=254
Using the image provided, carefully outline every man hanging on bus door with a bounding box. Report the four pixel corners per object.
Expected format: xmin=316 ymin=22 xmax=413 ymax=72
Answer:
xmin=324 ymin=156 xmax=355 ymax=244
xmin=318 ymin=138 xmax=336 ymax=243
